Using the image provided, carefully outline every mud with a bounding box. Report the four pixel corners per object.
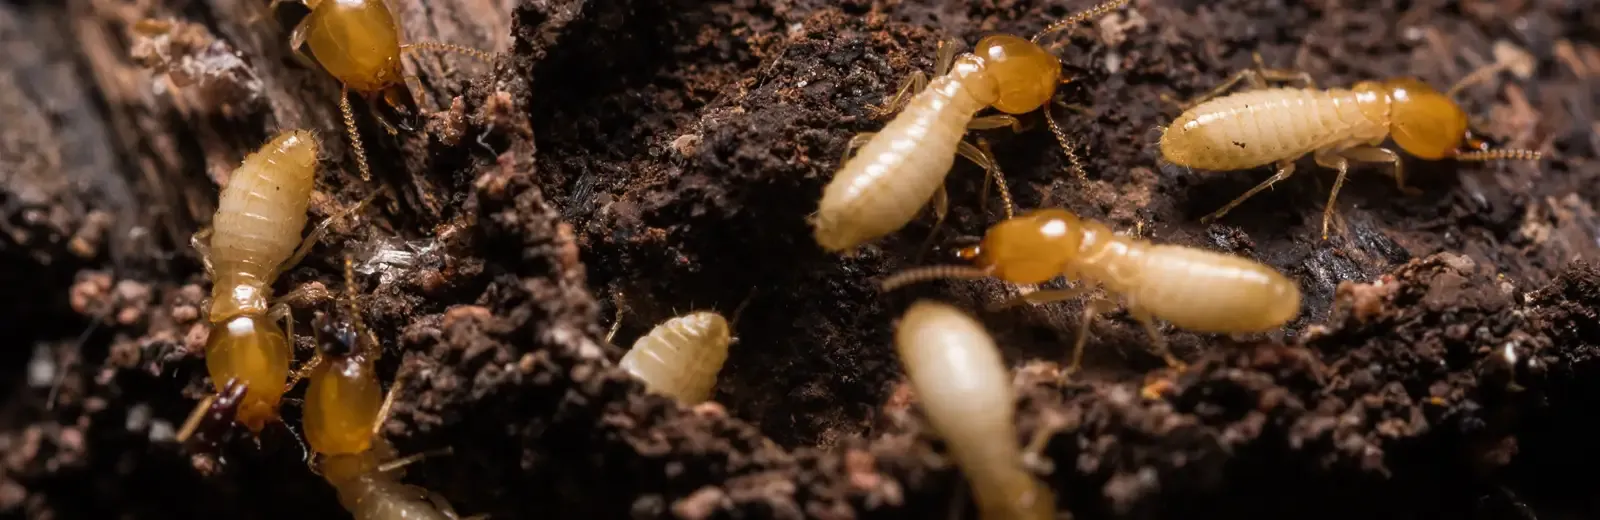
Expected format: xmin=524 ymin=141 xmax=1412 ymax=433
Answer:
xmin=2 ymin=0 xmax=1599 ymax=518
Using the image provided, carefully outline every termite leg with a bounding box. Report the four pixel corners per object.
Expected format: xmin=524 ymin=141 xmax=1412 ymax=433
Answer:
xmin=1164 ymin=53 xmax=1316 ymax=109
xmin=1066 ymin=298 xmax=1118 ymax=374
xmin=933 ymin=38 xmax=962 ymax=75
xmin=605 ymin=291 xmax=628 ymax=344
xmin=968 ymin=115 xmax=1023 ymax=132
xmin=869 ymin=71 xmax=927 ymax=119
xmin=956 ymin=139 xmax=1015 ymax=219
xmin=1311 ymin=148 xmax=1353 ymax=240
xmin=375 ymin=447 xmax=453 ymax=474
xmin=1021 ymin=411 xmax=1067 ymax=474
xmin=1131 ymin=309 xmax=1183 ymax=370
xmin=274 ymin=190 xmax=380 ymax=280
xmin=840 ymin=132 xmax=876 ymax=164
xmin=190 ymin=227 xmax=214 ymax=276
xmin=988 ymin=283 xmax=1094 ymax=312
xmin=1200 ymin=159 xmax=1298 ymax=225
xmin=913 ymin=186 xmax=950 ymax=264
xmin=371 ymin=377 xmax=402 ymax=438
xmin=1342 ymin=146 xmax=1420 ymax=195
xmin=175 ymin=392 xmax=220 ymax=444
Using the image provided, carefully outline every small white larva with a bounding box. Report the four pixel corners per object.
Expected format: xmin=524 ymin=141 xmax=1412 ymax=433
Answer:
xmin=894 ymin=300 xmax=1053 ymax=520
xmin=618 ymin=312 xmax=732 ymax=404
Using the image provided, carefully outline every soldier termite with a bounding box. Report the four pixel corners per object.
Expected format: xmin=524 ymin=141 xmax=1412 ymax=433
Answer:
xmin=607 ymin=292 xmax=753 ymax=404
xmin=810 ymin=0 xmax=1132 ymax=254
xmin=1160 ymin=56 xmax=1543 ymax=239
xmin=894 ymin=300 xmax=1054 ymax=520
xmin=302 ymin=256 xmax=476 ymax=520
xmin=177 ymin=130 xmax=374 ymax=440
xmin=269 ymin=0 xmax=495 ymax=181
xmin=881 ymin=208 xmax=1302 ymax=372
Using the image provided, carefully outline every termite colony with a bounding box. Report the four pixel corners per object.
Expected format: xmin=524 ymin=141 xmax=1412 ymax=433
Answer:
xmin=103 ymin=0 xmax=1547 ymax=517
xmin=804 ymin=0 xmax=1544 ymax=518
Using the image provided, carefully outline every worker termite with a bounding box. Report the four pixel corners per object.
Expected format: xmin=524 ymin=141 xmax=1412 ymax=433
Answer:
xmin=881 ymin=208 xmax=1302 ymax=372
xmin=1160 ymin=56 xmax=1543 ymax=239
xmin=894 ymin=300 xmax=1053 ymax=520
xmin=606 ymin=292 xmax=753 ymax=404
xmin=270 ymin=0 xmax=495 ymax=181
xmin=811 ymin=0 xmax=1132 ymax=254
xmin=302 ymin=256 xmax=475 ymax=520
xmin=177 ymin=130 xmax=373 ymax=440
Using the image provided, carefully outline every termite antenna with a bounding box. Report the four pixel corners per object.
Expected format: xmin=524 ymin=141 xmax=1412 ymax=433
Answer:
xmin=1456 ymin=149 xmax=1543 ymax=162
xmin=375 ymin=447 xmax=454 ymax=474
xmin=1043 ymin=103 xmax=1086 ymax=178
xmin=729 ymin=288 xmax=758 ymax=328
xmin=881 ymin=265 xmax=994 ymax=292
xmin=1030 ymin=0 xmax=1132 ymax=44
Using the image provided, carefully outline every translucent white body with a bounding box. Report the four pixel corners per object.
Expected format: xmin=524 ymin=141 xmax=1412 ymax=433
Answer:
xmin=1161 ymin=87 xmax=1387 ymax=170
xmin=208 ymin=129 xmax=318 ymax=319
xmin=894 ymin=301 xmax=1052 ymax=520
xmin=619 ymin=312 xmax=732 ymax=404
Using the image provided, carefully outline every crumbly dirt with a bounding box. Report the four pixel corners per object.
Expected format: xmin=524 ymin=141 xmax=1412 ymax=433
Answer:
xmin=2 ymin=0 xmax=1599 ymax=518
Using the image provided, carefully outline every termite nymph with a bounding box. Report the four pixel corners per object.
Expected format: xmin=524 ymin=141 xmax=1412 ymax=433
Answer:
xmin=1161 ymin=57 xmax=1543 ymax=238
xmin=882 ymin=208 xmax=1302 ymax=372
xmin=177 ymin=130 xmax=371 ymax=440
xmin=811 ymin=0 xmax=1132 ymax=254
xmin=607 ymin=292 xmax=753 ymax=404
xmin=303 ymin=256 xmax=476 ymax=520
xmin=894 ymin=300 xmax=1053 ymax=520
xmin=270 ymin=0 xmax=495 ymax=181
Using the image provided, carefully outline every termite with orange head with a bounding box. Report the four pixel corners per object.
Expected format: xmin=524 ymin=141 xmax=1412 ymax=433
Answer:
xmin=882 ymin=208 xmax=1302 ymax=373
xmin=894 ymin=300 xmax=1054 ymax=520
xmin=269 ymin=0 xmax=496 ymax=181
xmin=811 ymin=0 xmax=1133 ymax=254
xmin=299 ymin=256 xmax=476 ymax=520
xmin=176 ymin=130 xmax=376 ymax=443
xmin=1160 ymin=56 xmax=1543 ymax=239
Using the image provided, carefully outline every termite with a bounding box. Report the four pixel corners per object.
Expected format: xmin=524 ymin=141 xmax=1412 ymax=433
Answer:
xmin=811 ymin=0 xmax=1132 ymax=254
xmin=606 ymin=292 xmax=753 ymax=404
xmin=1160 ymin=56 xmax=1543 ymax=239
xmin=881 ymin=208 xmax=1302 ymax=372
xmin=177 ymin=130 xmax=372 ymax=440
xmin=894 ymin=300 xmax=1053 ymax=520
xmin=270 ymin=0 xmax=495 ymax=181
xmin=302 ymin=256 xmax=475 ymax=520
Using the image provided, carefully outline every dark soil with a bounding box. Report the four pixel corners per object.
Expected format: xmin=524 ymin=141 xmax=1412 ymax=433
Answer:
xmin=2 ymin=0 xmax=1598 ymax=518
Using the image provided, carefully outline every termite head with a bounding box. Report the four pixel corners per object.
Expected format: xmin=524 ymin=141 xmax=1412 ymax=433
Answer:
xmin=1382 ymin=78 xmax=1470 ymax=160
xmin=974 ymin=35 xmax=1061 ymax=114
xmin=962 ymin=209 xmax=1082 ymax=284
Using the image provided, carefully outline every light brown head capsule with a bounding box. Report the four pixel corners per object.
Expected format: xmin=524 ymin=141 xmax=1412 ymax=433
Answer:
xmin=895 ymin=301 xmax=1054 ymax=520
xmin=972 ymin=35 xmax=1061 ymax=114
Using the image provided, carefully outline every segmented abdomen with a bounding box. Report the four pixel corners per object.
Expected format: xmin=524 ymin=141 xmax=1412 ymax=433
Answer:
xmin=812 ymin=76 xmax=987 ymax=252
xmin=619 ymin=312 xmax=732 ymax=404
xmin=1077 ymin=234 xmax=1301 ymax=333
xmin=335 ymin=475 xmax=452 ymax=520
xmin=1160 ymin=88 xmax=1383 ymax=170
xmin=210 ymin=130 xmax=318 ymax=289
